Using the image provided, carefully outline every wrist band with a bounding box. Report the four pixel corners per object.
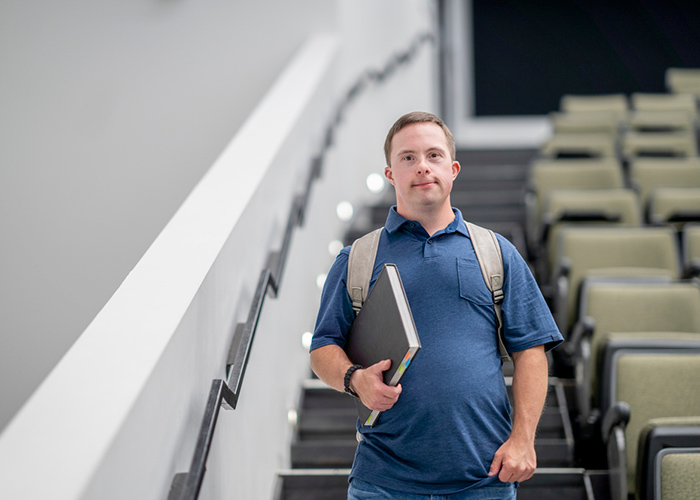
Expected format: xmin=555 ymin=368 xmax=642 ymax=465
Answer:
xmin=344 ymin=364 xmax=363 ymax=398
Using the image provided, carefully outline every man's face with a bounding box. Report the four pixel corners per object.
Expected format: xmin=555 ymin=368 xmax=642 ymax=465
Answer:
xmin=384 ymin=122 xmax=460 ymax=214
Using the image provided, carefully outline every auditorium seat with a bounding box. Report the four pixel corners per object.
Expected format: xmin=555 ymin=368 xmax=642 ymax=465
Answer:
xmin=666 ymin=67 xmax=700 ymax=96
xmin=551 ymin=226 xmax=680 ymax=335
xmin=549 ymin=111 xmax=620 ymax=137
xmin=601 ymin=352 xmax=700 ymax=500
xmin=631 ymin=92 xmax=698 ymax=117
xmin=568 ymin=280 xmax=700 ymax=423
xmin=629 ymin=158 xmax=700 ymax=209
xmin=656 ymin=449 xmax=700 ymax=500
xmin=647 ymin=187 xmax=700 ymax=227
xmin=560 ymin=94 xmax=629 ymax=123
xmin=540 ymin=188 xmax=642 ymax=280
xmin=525 ymin=158 xmax=624 ymax=256
xmin=636 ymin=417 xmax=700 ymax=500
xmin=541 ymin=133 xmax=618 ymax=158
xmin=622 ymin=130 xmax=697 ymax=159
xmin=627 ymin=109 xmax=695 ymax=133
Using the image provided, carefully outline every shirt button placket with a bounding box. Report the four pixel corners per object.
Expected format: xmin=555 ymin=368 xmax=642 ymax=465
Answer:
xmin=424 ymin=237 xmax=438 ymax=258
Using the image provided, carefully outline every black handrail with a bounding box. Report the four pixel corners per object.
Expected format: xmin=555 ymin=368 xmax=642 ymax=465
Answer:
xmin=225 ymin=192 xmax=308 ymax=409
xmin=169 ymin=380 xmax=237 ymax=500
xmin=168 ymin=30 xmax=434 ymax=500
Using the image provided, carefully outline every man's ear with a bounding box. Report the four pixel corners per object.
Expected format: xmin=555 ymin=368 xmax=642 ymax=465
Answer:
xmin=452 ymin=160 xmax=461 ymax=179
xmin=384 ymin=166 xmax=395 ymax=185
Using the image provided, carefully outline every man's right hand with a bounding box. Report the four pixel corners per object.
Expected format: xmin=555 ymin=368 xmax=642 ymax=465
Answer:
xmin=350 ymin=359 xmax=402 ymax=411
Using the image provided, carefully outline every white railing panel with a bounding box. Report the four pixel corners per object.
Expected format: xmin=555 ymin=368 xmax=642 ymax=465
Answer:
xmin=0 ymin=34 xmax=339 ymax=500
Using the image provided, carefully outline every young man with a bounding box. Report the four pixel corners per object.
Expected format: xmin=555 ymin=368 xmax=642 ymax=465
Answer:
xmin=310 ymin=112 xmax=562 ymax=499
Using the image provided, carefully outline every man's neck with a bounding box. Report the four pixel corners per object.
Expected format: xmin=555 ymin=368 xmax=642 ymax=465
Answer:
xmin=396 ymin=202 xmax=455 ymax=236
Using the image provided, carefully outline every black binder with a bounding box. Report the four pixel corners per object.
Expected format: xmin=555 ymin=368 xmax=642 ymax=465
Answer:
xmin=344 ymin=264 xmax=421 ymax=426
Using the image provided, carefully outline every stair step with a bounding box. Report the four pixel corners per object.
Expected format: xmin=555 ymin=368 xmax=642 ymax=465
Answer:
xmin=291 ymin=440 xmax=357 ymax=469
xmin=300 ymin=383 xmax=356 ymax=411
xmin=298 ymin=408 xmax=357 ymax=435
xmin=297 ymin=403 xmax=562 ymax=437
xmin=517 ymin=468 xmax=601 ymax=500
xmin=455 ymin=149 xmax=538 ymax=166
xmin=453 ymin=180 xmax=526 ymax=193
xmin=456 ymin=164 xmax=528 ymax=182
xmin=451 ymin=190 xmax=525 ymax=207
xmin=275 ymin=470 xmax=351 ymax=500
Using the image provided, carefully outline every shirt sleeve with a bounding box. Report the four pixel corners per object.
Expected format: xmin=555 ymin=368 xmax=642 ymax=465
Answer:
xmin=497 ymin=235 xmax=564 ymax=353
xmin=310 ymin=247 xmax=356 ymax=352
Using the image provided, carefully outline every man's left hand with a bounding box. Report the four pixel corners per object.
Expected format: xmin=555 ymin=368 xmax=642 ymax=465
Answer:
xmin=487 ymin=436 xmax=536 ymax=483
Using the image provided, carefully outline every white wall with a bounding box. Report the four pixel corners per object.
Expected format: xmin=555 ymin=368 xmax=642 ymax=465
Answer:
xmin=0 ymin=33 xmax=341 ymax=500
xmin=0 ymin=1 xmax=437 ymax=499
xmin=0 ymin=0 xmax=334 ymax=432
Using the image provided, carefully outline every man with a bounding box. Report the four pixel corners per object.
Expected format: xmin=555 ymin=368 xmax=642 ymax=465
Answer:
xmin=310 ymin=111 xmax=563 ymax=499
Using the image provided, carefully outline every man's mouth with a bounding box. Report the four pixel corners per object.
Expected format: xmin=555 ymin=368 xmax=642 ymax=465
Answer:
xmin=413 ymin=180 xmax=437 ymax=188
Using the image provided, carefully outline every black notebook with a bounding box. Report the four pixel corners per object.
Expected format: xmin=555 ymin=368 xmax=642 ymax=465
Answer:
xmin=344 ymin=264 xmax=421 ymax=427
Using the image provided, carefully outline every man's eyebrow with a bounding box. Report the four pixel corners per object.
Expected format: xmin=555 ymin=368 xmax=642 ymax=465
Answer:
xmin=395 ymin=146 xmax=446 ymax=157
xmin=395 ymin=149 xmax=416 ymax=157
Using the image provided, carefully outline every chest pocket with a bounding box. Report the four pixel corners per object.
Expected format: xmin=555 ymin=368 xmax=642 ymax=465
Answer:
xmin=457 ymin=257 xmax=493 ymax=306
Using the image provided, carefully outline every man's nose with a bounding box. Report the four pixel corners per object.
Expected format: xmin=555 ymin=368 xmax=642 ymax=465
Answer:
xmin=416 ymin=156 xmax=430 ymax=174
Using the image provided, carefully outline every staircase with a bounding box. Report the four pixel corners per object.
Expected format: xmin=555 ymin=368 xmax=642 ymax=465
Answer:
xmin=276 ymin=379 xmax=584 ymax=500
xmin=275 ymin=150 xmax=609 ymax=500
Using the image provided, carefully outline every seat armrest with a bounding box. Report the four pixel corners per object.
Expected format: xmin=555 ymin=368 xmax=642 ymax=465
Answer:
xmin=603 ymin=402 xmax=631 ymax=500
xmin=566 ymin=316 xmax=595 ymax=356
xmin=573 ymin=320 xmax=595 ymax=422
xmin=554 ymin=258 xmax=572 ymax=334
xmin=602 ymin=401 xmax=631 ymax=443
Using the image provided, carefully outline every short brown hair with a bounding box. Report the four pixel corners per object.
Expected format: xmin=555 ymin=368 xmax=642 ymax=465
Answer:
xmin=383 ymin=111 xmax=456 ymax=166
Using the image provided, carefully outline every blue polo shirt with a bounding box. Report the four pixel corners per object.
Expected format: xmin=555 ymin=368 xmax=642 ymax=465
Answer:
xmin=311 ymin=207 xmax=562 ymax=494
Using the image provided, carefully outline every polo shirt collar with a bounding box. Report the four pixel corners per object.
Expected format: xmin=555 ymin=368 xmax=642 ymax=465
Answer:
xmin=385 ymin=206 xmax=469 ymax=237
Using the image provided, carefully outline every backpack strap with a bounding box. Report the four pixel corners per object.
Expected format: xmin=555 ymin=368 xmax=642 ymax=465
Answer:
xmin=347 ymin=227 xmax=383 ymax=315
xmin=465 ymin=221 xmax=511 ymax=363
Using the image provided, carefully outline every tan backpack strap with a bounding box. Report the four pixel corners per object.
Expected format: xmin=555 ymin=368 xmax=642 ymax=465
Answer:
xmin=347 ymin=227 xmax=383 ymax=315
xmin=465 ymin=221 xmax=510 ymax=363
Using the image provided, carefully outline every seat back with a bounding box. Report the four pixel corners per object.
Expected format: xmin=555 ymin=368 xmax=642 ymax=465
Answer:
xmin=636 ymin=417 xmax=700 ymax=500
xmin=549 ymin=111 xmax=619 ymax=136
xmin=629 ymin=157 xmax=700 ymax=209
xmin=540 ymin=133 xmax=618 ymax=158
xmin=608 ymin=352 xmax=700 ymax=497
xmin=622 ymin=131 xmax=698 ymax=158
xmin=665 ymin=67 xmax=700 ymax=95
xmin=554 ymin=226 xmax=681 ymax=333
xmin=658 ymin=448 xmax=700 ymax=500
xmin=648 ymin=187 xmax=700 ymax=226
xmin=631 ymin=92 xmax=698 ymax=117
xmin=581 ymin=281 xmax=700 ymax=402
xmin=545 ymin=189 xmax=642 ymax=226
xmin=527 ymin=159 xmax=624 ymax=246
xmin=628 ymin=110 xmax=696 ymax=132
xmin=560 ymin=94 xmax=629 ymax=122
xmin=544 ymin=188 xmax=642 ymax=273
xmin=582 ymin=281 xmax=700 ymax=339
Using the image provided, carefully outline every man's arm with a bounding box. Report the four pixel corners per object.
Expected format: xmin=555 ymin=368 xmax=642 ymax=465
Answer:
xmin=310 ymin=344 xmax=402 ymax=412
xmin=488 ymin=344 xmax=549 ymax=483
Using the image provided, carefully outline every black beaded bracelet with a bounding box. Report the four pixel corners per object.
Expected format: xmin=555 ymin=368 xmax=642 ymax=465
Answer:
xmin=344 ymin=364 xmax=363 ymax=398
